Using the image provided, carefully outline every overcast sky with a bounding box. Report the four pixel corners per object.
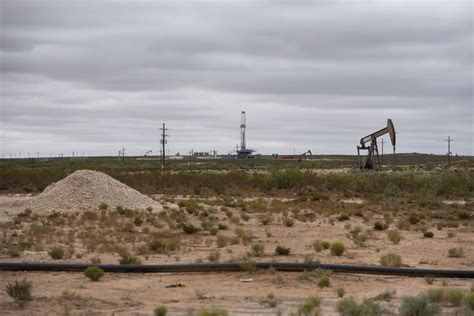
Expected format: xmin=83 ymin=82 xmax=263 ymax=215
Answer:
xmin=1 ymin=0 xmax=472 ymax=157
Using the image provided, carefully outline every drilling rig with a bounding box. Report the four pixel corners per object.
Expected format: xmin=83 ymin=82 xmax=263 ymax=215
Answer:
xmin=237 ymin=111 xmax=256 ymax=158
xmin=357 ymin=119 xmax=396 ymax=170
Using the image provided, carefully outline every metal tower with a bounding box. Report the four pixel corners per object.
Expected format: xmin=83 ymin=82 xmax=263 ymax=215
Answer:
xmin=237 ymin=111 xmax=255 ymax=158
xmin=240 ymin=111 xmax=247 ymax=150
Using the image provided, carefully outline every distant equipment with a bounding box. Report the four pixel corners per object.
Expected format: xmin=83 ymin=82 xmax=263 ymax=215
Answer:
xmin=237 ymin=111 xmax=256 ymax=158
xmin=298 ymin=150 xmax=312 ymax=161
xmin=357 ymin=119 xmax=396 ymax=170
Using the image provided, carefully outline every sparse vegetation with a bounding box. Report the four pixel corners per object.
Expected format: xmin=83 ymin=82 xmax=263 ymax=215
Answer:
xmin=448 ymin=247 xmax=464 ymax=258
xmin=260 ymin=293 xmax=280 ymax=308
xmin=6 ymin=279 xmax=33 ymax=308
xmin=84 ymin=266 xmax=104 ymax=281
xmin=387 ymin=230 xmax=402 ymax=244
xmin=336 ymin=288 xmax=346 ymax=298
xmin=154 ymin=305 xmax=168 ymax=316
xmin=248 ymin=243 xmax=265 ymax=257
xmin=196 ymin=306 xmax=229 ymax=316
xmin=443 ymin=288 xmax=464 ymax=306
xmin=336 ymin=298 xmax=383 ymax=316
xmin=380 ymin=253 xmax=402 ymax=267
xmin=330 ymin=242 xmax=345 ymax=256
xmin=240 ymin=259 xmax=257 ymax=273
xmin=208 ymin=250 xmax=220 ymax=262
xmin=399 ymin=295 xmax=440 ymax=316
xmin=48 ymin=246 xmax=65 ymax=260
xmin=423 ymin=231 xmax=434 ymax=238
xmin=318 ymin=275 xmax=330 ymax=289
xmin=373 ymin=221 xmax=388 ymax=231
xmin=99 ymin=202 xmax=108 ymax=210
xmin=275 ymin=245 xmax=290 ymax=256
xmin=297 ymin=296 xmax=320 ymax=316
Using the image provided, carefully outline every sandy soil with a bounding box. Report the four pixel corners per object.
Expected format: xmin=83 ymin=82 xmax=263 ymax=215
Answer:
xmin=0 ymin=192 xmax=473 ymax=315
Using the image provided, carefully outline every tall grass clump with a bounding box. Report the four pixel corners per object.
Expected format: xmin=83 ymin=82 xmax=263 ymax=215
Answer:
xmin=399 ymin=295 xmax=440 ymax=316
xmin=6 ymin=279 xmax=33 ymax=308
xmin=336 ymin=298 xmax=383 ymax=316
xmin=380 ymin=253 xmax=402 ymax=267
xmin=296 ymin=296 xmax=320 ymax=316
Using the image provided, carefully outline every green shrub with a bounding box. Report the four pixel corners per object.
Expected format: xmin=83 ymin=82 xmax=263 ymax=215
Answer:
xmin=387 ymin=230 xmax=402 ymax=244
xmin=260 ymin=293 xmax=280 ymax=308
xmin=373 ymin=221 xmax=388 ymax=231
xmin=372 ymin=289 xmax=396 ymax=302
xmin=48 ymin=246 xmax=64 ymax=260
xmin=284 ymin=217 xmax=294 ymax=227
xmin=335 ymin=298 xmax=383 ymax=316
xmin=182 ymin=223 xmax=200 ymax=234
xmin=336 ymin=288 xmax=345 ymax=298
xmin=426 ymin=288 xmax=444 ymax=303
xmin=297 ymin=296 xmax=320 ymax=316
xmin=99 ymin=202 xmax=108 ymax=210
xmin=6 ymin=279 xmax=32 ymax=308
xmin=380 ymin=253 xmax=402 ymax=267
xmin=318 ymin=275 xmax=330 ymax=289
xmin=464 ymin=292 xmax=474 ymax=313
xmin=216 ymin=235 xmax=228 ymax=248
xmin=119 ymin=255 xmax=141 ymax=265
xmin=313 ymin=240 xmax=324 ymax=252
xmin=154 ymin=305 xmax=167 ymax=316
xmin=399 ymin=295 xmax=440 ymax=316
xmin=448 ymin=247 xmax=464 ymax=258
xmin=90 ymin=256 xmax=101 ymax=264
xmin=7 ymin=246 xmax=21 ymax=257
xmin=259 ymin=214 xmax=273 ymax=225
xmin=208 ymin=250 xmax=220 ymax=262
xmin=240 ymin=213 xmax=250 ymax=221
xmin=196 ymin=306 xmax=229 ymax=316
xmin=240 ymin=259 xmax=257 ymax=273
xmin=336 ymin=298 xmax=359 ymax=315
xmin=408 ymin=213 xmax=421 ymax=225
xmin=84 ymin=266 xmax=104 ymax=281
xmin=444 ymin=288 xmax=464 ymax=306
xmin=330 ymin=242 xmax=345 ymax=256
xmin=423 ymin=231 xmax=434 ymax=238
xmin=271 ymin=169 xmax=304 ymax=189
xmin=149 ymin=239 xmax=166 ymax=253
xmin=248 ymin=243 xmax=265 ymax=257
xmin=275 ymin=246 xmax=290 ymax=256
xmin=208 ymin=226 xmax=219 ymax=235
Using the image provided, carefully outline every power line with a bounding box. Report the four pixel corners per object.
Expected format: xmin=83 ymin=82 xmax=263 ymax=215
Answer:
xmin=445 ymin=136 xmax=453 ymax=166
xmin=160 ymin=123 xmax=168 ymax=172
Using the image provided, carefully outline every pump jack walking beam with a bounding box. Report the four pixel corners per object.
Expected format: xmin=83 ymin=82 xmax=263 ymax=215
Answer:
xmin=357 ymin=119 xmax=396 ymax=170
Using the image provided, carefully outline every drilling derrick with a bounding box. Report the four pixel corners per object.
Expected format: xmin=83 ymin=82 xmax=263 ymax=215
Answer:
xmin=236 ymin=111 xmax=255 ymax=158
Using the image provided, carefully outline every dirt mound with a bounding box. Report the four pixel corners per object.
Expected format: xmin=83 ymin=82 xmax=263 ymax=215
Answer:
xmin=22 ymin=170 xmax=163 ymax=212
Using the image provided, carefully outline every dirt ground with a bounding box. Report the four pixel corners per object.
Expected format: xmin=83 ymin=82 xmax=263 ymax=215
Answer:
xmin=0 ymin=193 xmax=473 ymax=315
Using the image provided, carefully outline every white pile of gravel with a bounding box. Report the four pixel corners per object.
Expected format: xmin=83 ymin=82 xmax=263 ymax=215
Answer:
xmin=22 ymin=170 xmax=163 ymax=213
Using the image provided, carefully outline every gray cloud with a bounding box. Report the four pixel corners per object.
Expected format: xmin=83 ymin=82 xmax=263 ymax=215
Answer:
xmin=1 ymin=0 xmax=472 ymax=157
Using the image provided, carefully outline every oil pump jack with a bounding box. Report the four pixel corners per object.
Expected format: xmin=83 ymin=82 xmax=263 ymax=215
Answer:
xmin=357 ymin=119 xmax=396 ymax=170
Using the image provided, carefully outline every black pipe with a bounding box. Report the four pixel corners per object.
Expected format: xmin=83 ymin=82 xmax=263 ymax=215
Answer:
xmin=1 ymin=262 xmax=473 ymax=278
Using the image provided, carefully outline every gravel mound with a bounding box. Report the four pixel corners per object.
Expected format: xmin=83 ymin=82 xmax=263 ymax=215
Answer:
xmin=23 ymin=170 xmax=163 ymax=213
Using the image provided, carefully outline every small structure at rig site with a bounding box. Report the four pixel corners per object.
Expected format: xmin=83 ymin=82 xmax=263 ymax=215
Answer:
xmin=357 ymin=118 xmax=396 ymax=170
xmin=237 ymin=111 xmax=256 ymax=158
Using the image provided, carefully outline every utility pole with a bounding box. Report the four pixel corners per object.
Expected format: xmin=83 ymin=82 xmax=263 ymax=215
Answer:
xmin=118 ymin=147 xmax=125 ymax=159
xmin=445 ymin=136 xmax=453 ymax=166
xmin=380 ymin=138 xmax=385 ymax=165
xmin=160 ymin=123 xmax=168 ymax=172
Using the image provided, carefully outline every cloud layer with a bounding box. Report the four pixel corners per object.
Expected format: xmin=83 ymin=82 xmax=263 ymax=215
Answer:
xmin=1 ymin=0 xmax=472 ymax=157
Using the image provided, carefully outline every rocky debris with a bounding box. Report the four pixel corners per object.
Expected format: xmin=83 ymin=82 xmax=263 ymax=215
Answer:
xmin=20 ymin=170 xmax=163 ymax=213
